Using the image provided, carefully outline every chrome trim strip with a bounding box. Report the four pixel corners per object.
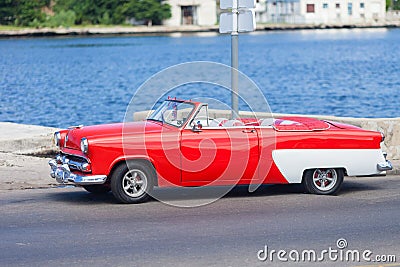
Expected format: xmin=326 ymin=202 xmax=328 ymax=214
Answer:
xmin=49 ymin=159 xmax=107 ymax=185
xmin=57 ymin=153 xmax=91 ymax=172
xmin=60 ymin=152 xmax=90 ymax=163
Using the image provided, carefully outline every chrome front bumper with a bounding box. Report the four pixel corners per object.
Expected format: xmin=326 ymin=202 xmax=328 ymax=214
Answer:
xmin=49 ymin=159 xmax=107 ymax=185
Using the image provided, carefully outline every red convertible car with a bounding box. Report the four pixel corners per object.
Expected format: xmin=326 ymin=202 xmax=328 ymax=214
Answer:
xmin=49 ymin=99 xmax=392 ymax=203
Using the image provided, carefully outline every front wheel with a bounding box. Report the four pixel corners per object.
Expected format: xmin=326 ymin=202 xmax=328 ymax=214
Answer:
xmin=110 ymin=161 xmax=155 ymax=204
xmin=302 ymin=168 xmax=344 ymax=195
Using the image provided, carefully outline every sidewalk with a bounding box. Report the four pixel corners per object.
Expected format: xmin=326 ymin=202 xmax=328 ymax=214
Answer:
xmin=0 ymin=152 xmax=56 ymax=190
xmin=389 ymin=159 xmax=400 ymax=175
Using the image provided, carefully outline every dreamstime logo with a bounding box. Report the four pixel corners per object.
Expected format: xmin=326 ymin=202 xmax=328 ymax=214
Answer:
xmin=336 ymin=238 xmax=348 ymax=249
xmin=257 ymin=238 xmax=397 ymax=263
xmin=122 ymin=61 xmax=275 ymax=207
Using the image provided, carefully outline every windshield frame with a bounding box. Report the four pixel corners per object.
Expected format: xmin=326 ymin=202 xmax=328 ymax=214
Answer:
xmin=147 ymin=100 xmax=196 ymax=128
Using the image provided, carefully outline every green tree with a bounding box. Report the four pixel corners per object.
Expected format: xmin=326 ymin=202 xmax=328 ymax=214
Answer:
xmin=17 ymin=0 xmax=49 ymax=26
xmin=54 ymin=0 xmax=96 ymax=24
xmin=0 ymin=0 xmax=172 ymax=27
xmin=394 ymin=0 xmax=400 ymax=10
xmin=121 ymin=0 xmax=171 ymax=26
xmin=44 ymin=10 xmax=76 ymax=27
xmin=54 ymin=0 xmax=126 ymax=25
xmin=0 ymin=0 xmax=17 ymax=25
xmin=387 ymin=0 xmax=400 ymax=10
xmin=0 ymin=0 xmax=50 ymax=26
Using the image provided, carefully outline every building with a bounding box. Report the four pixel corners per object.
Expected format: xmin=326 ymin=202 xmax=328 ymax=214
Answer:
xmin=164 ymin=0 xmax=217 ymax=26
xmin=301 ymin=0 xmax=386 ymax=24
xmin=387 ymin=10 xmax=400 ymax=22
xmin=255 ymin=0 xmax=304 ymax=23
xmin=254 ymin=0 xmax=386 ymax=24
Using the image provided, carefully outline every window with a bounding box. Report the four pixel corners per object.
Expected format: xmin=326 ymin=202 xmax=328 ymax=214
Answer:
xmin=323 ymin=3 xmax=328 ymax=8
xmin=360 ymin=2 xmax=365 ymax=8
xmin=336 ymin=3 xmax=340 ymax=8
xmin=181 ymin=6 xmax=198 ymax=25
xmin=348 ymin=3 xmax=353 ymax=15
xmin=306 ymin=4 xmax=315 ymax=13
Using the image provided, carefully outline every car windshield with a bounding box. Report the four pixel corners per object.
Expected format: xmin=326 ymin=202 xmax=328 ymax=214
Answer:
xmin=147 ymin=100 xmax=195 ymax=127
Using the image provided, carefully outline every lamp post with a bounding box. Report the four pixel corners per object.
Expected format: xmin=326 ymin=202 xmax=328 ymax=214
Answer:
xmin=219 ymin=0 xmax=256 ymax=119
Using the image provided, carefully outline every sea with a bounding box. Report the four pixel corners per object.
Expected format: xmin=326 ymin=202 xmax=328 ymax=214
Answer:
xmin=0 ymin=28 xmax=399 ymax=128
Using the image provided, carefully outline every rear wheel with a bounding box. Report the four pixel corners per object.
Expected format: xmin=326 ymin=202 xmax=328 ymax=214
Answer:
xmin=83 ymin=184 xmax=110 ymax=194
xmin=111 ymin=161 xmax=155 ymax=204
xmin=303 ymin=168 xmax=344 ymax=195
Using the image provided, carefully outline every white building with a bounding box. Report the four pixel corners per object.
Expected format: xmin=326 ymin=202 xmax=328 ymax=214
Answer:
xmin=255 ymin=0 xmax=304 ymax=23
xmin=301 ymin=0 xmax=386 ymax=24
xmin=255 ymin=0 xmax=386 ymax=24
xmin=164 ymin=0 xmax=217 ymax=26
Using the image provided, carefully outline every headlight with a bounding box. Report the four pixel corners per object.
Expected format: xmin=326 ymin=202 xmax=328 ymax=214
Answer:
xmin=80 ymin=138 xmax=89 ymax=154
xmin=54 ymin=132 xmax=61 ymax=147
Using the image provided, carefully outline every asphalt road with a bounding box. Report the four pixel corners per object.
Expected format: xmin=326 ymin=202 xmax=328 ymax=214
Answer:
xmin=0 ymin=176 xmax=399 ymax=267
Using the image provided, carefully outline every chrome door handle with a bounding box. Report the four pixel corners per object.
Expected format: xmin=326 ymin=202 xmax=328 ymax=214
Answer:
xmin=242 ymin=129 xmax=255 ymax=133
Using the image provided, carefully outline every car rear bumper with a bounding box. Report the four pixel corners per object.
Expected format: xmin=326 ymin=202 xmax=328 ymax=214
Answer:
xmin=49 ymin=159 xmax=107 ymax=185
xmin=377 ymin=160 xmax=393 ymax=172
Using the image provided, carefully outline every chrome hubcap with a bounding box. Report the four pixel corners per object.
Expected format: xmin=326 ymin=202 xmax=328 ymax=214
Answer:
xmin=122 ymin=169 xmax=147 ymax=198
xmin=312 ymin=169 xmax=337 ymax=191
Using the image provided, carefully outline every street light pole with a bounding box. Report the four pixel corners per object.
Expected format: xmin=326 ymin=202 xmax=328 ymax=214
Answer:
xmin=231 ymin=1 xmax=239 ymax=119
xmin=231 ymin=33 xmax=239 ymax=119
xmin=219 ymin=0 xmax=256 ymax=119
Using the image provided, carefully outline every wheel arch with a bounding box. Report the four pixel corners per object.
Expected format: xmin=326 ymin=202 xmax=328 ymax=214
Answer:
xmin=108 ymin=157 xmax=158 ymax=186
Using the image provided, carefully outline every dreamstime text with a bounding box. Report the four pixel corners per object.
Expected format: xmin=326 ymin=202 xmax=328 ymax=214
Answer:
xmin=257 ymin=238 xmax=397 ymax=263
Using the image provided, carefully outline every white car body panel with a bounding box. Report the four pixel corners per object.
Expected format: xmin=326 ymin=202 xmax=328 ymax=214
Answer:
xmin=272 ymin=149 xmax=386 ymax=183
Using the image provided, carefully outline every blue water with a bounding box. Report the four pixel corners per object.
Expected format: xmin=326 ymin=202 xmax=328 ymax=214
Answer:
xmin=0 ymin=28 xmax=399 ymax=128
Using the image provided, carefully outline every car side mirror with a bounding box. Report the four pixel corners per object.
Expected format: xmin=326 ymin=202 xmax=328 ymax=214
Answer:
xmin=192 ymin=121 xmax=203 ymax=132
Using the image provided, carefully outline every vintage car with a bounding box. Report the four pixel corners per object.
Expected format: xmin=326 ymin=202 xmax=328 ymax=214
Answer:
xmin=49 ymin=99 xmax=392 ymax=203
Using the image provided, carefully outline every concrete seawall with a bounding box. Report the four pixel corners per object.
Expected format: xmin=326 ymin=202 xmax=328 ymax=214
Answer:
xmin=1 ymin=23 xmax=400 ymax=38
xmin=0 ymin=122 xmax=59 ymax=155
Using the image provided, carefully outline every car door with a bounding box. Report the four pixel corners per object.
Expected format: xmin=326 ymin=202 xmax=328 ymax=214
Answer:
xmin=180 ymin=109 xmax=259 ymax=185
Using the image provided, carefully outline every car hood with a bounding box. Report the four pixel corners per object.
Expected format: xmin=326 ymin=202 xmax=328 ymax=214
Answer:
xmin=65 ymin=120 xmax=164 ymax=150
